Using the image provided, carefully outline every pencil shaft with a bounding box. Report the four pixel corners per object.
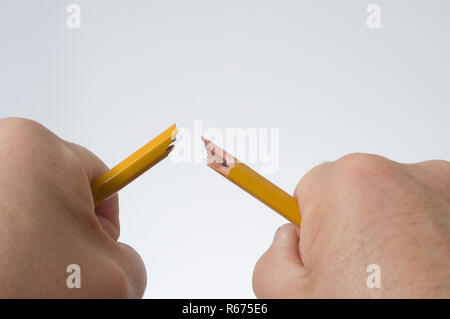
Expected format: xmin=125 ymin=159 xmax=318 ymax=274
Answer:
xmin=227 ymin=163 xmax=301 ymax=225
xmin=91 ymin=124 xmax=177 ymax=207
xmin=202 ymin=137 xmax=301 ymax=225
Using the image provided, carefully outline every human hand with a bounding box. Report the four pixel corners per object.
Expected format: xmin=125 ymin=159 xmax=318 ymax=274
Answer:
xmin=0 ymin=118 xmax=146 ymax=298
xmin=253 ymin=154 xmax=450 ymax=298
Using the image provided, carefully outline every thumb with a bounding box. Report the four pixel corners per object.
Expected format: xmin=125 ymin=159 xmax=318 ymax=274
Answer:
xmin=253 ymin=223 xmax=311 ymax=298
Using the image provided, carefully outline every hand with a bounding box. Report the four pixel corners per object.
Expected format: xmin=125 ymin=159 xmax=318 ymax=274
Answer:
xmin=0 ymin=118 xmax=146 ymax=298
xmin=253 ymin=153 xmax=450 ymax=298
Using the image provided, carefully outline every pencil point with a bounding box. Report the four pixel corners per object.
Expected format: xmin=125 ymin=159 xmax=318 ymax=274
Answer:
xmin=201 ymin=136 xmax=211 ymax=146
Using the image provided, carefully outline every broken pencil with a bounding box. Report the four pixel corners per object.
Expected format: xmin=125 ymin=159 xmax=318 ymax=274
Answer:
xmin=91 ymin=124 xmax=178 ymax=207
xmin=202 ymin=137 xmax=301 ymax=225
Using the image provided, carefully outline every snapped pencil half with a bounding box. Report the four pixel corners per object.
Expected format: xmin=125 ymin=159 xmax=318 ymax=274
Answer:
xmin=91 ymin=124 xmax=178 ymax=207
xmin=202 ymin=137 xmax=301 ymax=225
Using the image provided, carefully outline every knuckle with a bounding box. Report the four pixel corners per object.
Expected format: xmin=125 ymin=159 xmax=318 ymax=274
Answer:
xmin=0 ymin=118 xmax=53 ymax=156
xmin=0 ymin=118 xmax=77 ymax=178
xmin=419 ymin=159 xmax=450 ymax=173
xmin=337 ymin=153 xmax=387 ymax=171
xmin=0 ymin=117 xmax=46 ymax=138
xmin=332 ymin=153 xmax=397 ymax=218
xmin=252 ymin=248 xmax=292 ymax=298
xmin=252 ymin=253 xmax=269 ymax=297
xmin=294 ymin=161 xmax=330 ymax=204
xmin=61 ymin=144 xmax=84 ymax=170
xmin=335 ymin=153 xmax=392 ymax=186
xmin=253 ymin=251 xmax=307 ymax=298
xmin=414 ymin=160 xmax=450 ymax=193
xmin=114 ymin=243 xmax=147 ymax=298
xmin=101 ymin=263 xmax=132 ymax=298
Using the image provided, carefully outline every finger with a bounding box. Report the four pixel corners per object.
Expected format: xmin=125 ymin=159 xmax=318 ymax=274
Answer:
xmin=95 ymin=194 xmax=120 ymax=240
xmin=294 ymin=161 xmax=332 ymax=218
xmin=64 ymin=141 xmax=147 ymax=296
xmin=253 ymin=223 xmax=311 ymax=298
xmin=114 ymin=242 xmax=148 ymax=298
xmin=63 ymin=141 xmax=120 ymax=237
xmin=63 ymin=141 xmax=110 ymax=183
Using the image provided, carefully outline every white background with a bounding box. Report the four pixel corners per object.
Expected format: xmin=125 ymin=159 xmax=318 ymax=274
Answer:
xmin=0 ymin=1 xmax=449 ymax=298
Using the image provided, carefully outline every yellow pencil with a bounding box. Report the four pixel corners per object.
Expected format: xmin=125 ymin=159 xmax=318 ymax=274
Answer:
xmin=202 ymin=137 xmax=301 ymax=225
xmin=91 ymin=124 xmax=178 ymax=207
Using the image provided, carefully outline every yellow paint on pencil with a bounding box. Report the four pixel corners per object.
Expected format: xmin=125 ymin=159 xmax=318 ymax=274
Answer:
xmin=227 ymin=162 xmax=300 ymax=225
xmin=202 ymin=137 xmax=301 ymax=225
xmin=91 ymin=124 xmax=178 ymax=207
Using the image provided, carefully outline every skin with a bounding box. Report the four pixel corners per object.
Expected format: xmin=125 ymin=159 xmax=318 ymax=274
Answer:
xmin=0 ymin=118 xmax=146 ymax=298
xmin=253 ymin=153 xmax=450 ymax=298
xmin=0 ymin=118 xmax=449 ymax=298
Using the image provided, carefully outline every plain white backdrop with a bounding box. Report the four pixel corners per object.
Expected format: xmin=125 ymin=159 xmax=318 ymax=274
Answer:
xmin=0 ymin=1 xmax=449 ymax=298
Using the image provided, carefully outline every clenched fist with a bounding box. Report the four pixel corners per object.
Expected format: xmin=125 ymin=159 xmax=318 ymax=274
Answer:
xmin=253 ymin=154 xmax=450 ymax=298
xmin=0 ymin=118 xmax=146 ymax=298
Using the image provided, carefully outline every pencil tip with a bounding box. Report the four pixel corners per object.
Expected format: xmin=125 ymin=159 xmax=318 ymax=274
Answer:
xmin=201 ymin=137 xmax=235 ymax=174
xmin=201 ymin=136 xmax=211 ymax=146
